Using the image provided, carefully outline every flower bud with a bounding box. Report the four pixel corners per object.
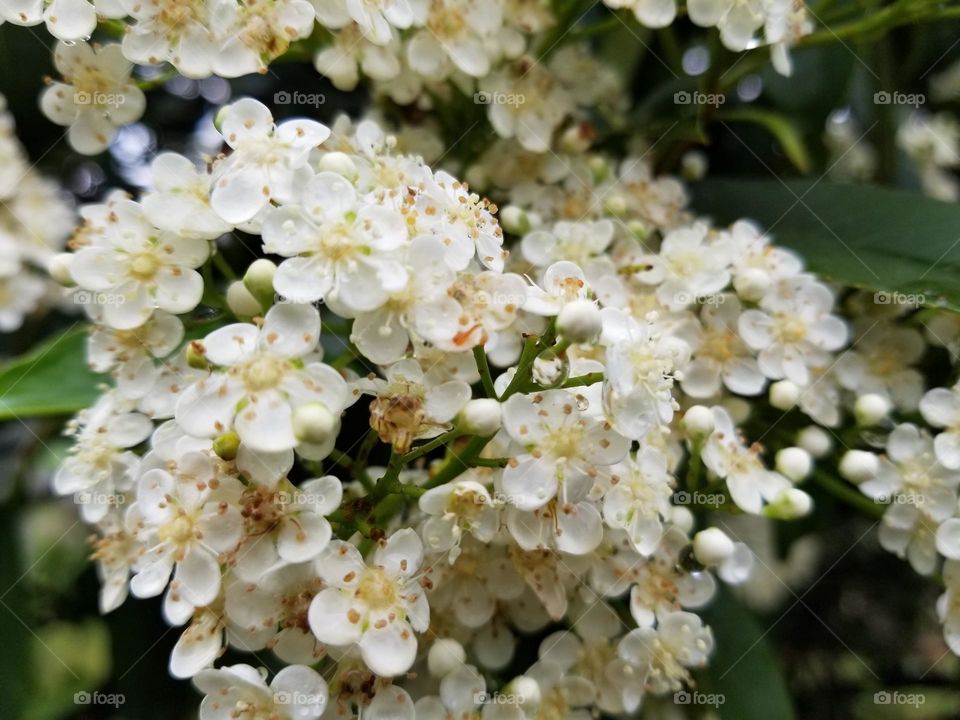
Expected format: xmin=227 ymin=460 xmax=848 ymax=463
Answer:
xmin=243 ymin=259 xmax=277 ymax=308
xmin=47 ymin=252 xmax=75 ymax=286
xmin=459 ymin=398 xmax=502 ymax=436
xmin=670 ymin=506 xmax=695 ymax=534
xmin=680 ymin=150 xmax=707 ymax=181
xmin=776 ymin=447 xmax=812 ymax=481
xmin=682 ymin=405 xmax=715 ymax=438
xmin=213 ymin=432 xmax=240 ymax=460
xmin=627 ymin=220 xmax=650 ymax=241
xmin=588 ymin=156 xmax=610 ymax=183
xmin=556 ymin=300 xmax=602 ymax=343
xmin=764 ymin=487 xmax=813 ymax=519
xmin=499 ymin=205 xmax=530 ymax=236
xmin=317 ymin=151 xmax=358 ymax=180
xmin=226 ymin=280 xmax=263 ymax=318
xmin=428 ymin=639 xmax=466 ymax=678
xmin=854 ymin=393 xmax=891 ymax=426
xmin=292 ymin=403 xmax=337 ymax=445
xmin=797 ymin=425 xmax=832 ymax=458
xmin=505 ymin=676 xmax=541 ymax=709
xmin=603 ymin=194 xmax=627 ymax=217
xmin=769 ymin=380 xmax=800 ymax=410
xmin=693 ymin=528 xmax=735 ymax=567
xmin=733 ymin=268 xmax=771 ymax=302
xmin=839 ymin=450 xmax=879 ymax=484
xmin=186 ymin=340 xmax=209 ymax=370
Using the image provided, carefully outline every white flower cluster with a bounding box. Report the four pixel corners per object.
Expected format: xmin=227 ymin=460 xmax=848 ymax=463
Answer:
xmin=0 ymin=93 xmax=75 ymax=331
xmin=40 ymin=94 xmax=960 ymax=717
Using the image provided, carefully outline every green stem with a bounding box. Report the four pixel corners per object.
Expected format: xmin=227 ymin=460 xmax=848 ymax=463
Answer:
xmin=561 ymin=372 xmax=604 ymax=389
xmin=812 ymin=470 xmax=884 ymax=520
xmin=402 ymin=427 xmax=464 ymax=464
xmin=473 ymin=346 xmax=498 ymax=399
xmin=213 ymin=252 xmax=237 ymax=281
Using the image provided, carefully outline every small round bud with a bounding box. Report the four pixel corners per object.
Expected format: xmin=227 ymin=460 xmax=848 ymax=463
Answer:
xmin=627 ymin=220 xmax=650 ymax=241
xmin=854 ymin=393 xmax=891 ymax=426
xmin=769 ymin=380 xmax=800 ymax=410
xmin=776 ymin=447 xmax=813 ymax=481
xmin=226 ymin=280 xmax=263 ymax=318
xmin=682 ymin=405 xmax=715 ymax=438
xmin=588 ymin=156 xmax=610 ymax=183
xmin=243 ymin=259 xmax=277 ymax=308
xmin=505 ymin=676 xmax=541 ymax=708
xmin=693 ymin=528 xmax=735 ymax=567
xmin=499 ymin=205 xmax=530 ymax=236
xmin=603 ymin=194 xmax=627 ymax=217
xmin=670 ymin=506 xmax=695 ymax=534
xmin=560 ymin=123 xmax=593 ymax=154
xmin=797 ymin=425 xmax=832 ymax=458
xmin=428 ymin=638 xmax=466 ymax=678
xmin=292 ymin=403 xmax=337 ymax=445
xmin=839 ymin=450 xmax=879 ymax=484
xmin=213 ymin=432 xmax=240 ymax=460
xmin=186 ymin=341 xmax=209 ymax=370
xmin=724 ymin=397 xmax=751 ymax=424
xmin=557 ymin=300 xmax=602 ymax=343
xmin=47 ymin=252 xmax=75 ymax=286
xmin=317 ymin=151 xmax=358 ymax=180
xmin=459 ymin=398 xmax=502 ymax=436
xmin=733 ymin=268 xmax=771 ymax=302
xmin=764 ymin=487 xmax=813 ymax=520
xmin=680 ymin=150 xmax=707 ymax=181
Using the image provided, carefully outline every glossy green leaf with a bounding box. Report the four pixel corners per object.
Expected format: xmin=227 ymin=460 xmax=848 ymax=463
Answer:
xmin=692 ymin=178 xmax=960 ymax=310
xmin=0 ymin=325 xmax=101 ymax=421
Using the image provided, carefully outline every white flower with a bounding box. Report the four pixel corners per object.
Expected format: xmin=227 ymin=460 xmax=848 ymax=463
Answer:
xmin=702 ymin=406 xmax=791 ymax=514
xmin=524 ymin=261 xmax=590 ymax=316
xmin=40 ymin=41 xmax=146 ymax=155
xmin=0 ymin=0 xmax=123 ymax=41
xmin=53 ymin=392 xmax=152 ymax=522
xmin=618 ymin=610 xmax=714 ymax=694
xmin=142 ymin=153 xmax=233 ymax=238
xmin=313 ymin=24 xmax=402 ymax=91
xmin=87 ymin=312 xmax=184 ymax=399
xmin=921 ymin=384 xmax=960 ymax=469
xmin=501 ymin=389 xmax=629 ymax=511
xmin=262 ymin=170 xmax=407 ymax=312
xmin=419 ymin=476 xmax=499 ymax=559
xmin=835 ymin=321 xmax=926 ymax=411
xmin=69 ymin=198 xmax=210 ymax=329
xmin=407 ymin=0 xmax=503 ymax=78
xmin=738 ymin=276 xmax=848 ymax=386
xmin=600 ymin=447 xmax=674 ymax=555
xmin=309 ymin=529 xmax=429 ymax=677
xmin=603 ymin=0 xmax=676 ymax=28
xmin=211 ymin=98 xmax=330 ymax=224
xmin=176 ymin=303 xmax=348 ymax=455
xmin=521 ymin=219 xmax=615 ymax=270
xmin=130 ymin=451 xmax=243 ymax=610
xmin=194 ymin=664 xmax=328 ymax=720
xmin=314 ymin=0 xmax=427 ymax=44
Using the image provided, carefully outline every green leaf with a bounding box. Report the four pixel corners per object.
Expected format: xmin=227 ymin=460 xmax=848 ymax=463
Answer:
xmin=698 ymin=588 xmax=796 ymax=720
xmin=715 ymin=109 xmax=813 ymax=173
xmin=692 ymin=178 xmax=960 ymax=310
xmin=0 ymin=325 xmax=101 ymax=421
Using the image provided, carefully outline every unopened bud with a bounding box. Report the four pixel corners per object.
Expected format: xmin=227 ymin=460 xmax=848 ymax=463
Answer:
xmin=505 ymin=676 xmax=541 ymax=708
xmin=243 ymin=259 xmax=277 ymax=308
xmin=733 ymin=268 xmax=771 ymax=302
xmin=186 ymin=341 xmax=209 ymax=370
xmin=681 ymin=150 xmax=707 ymax=181
xmin=459 ymin=398 xmax=502 ymax=436
xmin=776 ymin=447 xmax=812 ymax=481
xmin=797 ymin=425 xmax=832 ymax=458
xmin=839 ymin=450 xmax=879 ymax=484
xmin=292 ymin=403 xmax=337 ymax=445
xmin=226 ymin=280 xmax=263 ymax=318
xmin=855 ymin=393 xmax=891 ymax=426
xmin=557 ymin=300 xmax=602 ymax=343
xmin=213 ymin=432 xmax=240 ymax=460
xmin=764 ymin=487 xmax=813 ymax=519
xmin=693 ymin=528 xmax=735 ymax=566
xmin=317 ymin=151 xmax=358 ymax=180
xmin=769 ymin=380 xmax=800 ymax=410
xmin=500 ymin=205 xmax=530 ymax=236
xmin=428 ymin=638 xmax=466 ymax=678
xmin=47 ymin=252 xmax=75 ymax=286
xmin=682 ymin=405 xmax=715 ymax=438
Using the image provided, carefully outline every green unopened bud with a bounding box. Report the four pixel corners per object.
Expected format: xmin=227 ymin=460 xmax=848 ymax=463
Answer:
xmin=626 ymin=220 xmax=649 ymax=241
xmin=186 ymin=341 xmax=209 ymax=370
xmin=213 ymin=432 xmax=240 ymax=460
xmin=226 ymin=280 xmax=263 ymax=318
xmin=243 ymin=259 xmax=277 ymax=309
xmin=588 ymin=156 xmax=610 ymax=183
xmin=499 ymin=205 xmax=530 ymax=236
xmin=292 ymin=403 xmax=337 ymax=445
xmin=763 ymin=487 xmax=814 ymax=520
